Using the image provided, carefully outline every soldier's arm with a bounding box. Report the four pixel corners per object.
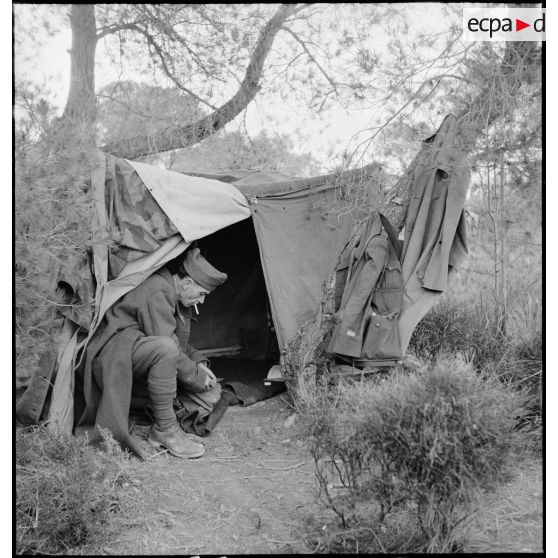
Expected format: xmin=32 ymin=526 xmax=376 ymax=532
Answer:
xmin=138 ymin=288 xmax=207 ymax=392
xmin=174 ymin=310 xmax=209 ymax=365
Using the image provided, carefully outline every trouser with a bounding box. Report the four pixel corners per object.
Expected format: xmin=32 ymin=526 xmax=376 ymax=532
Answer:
xmin=132 ymin=336 xmax=180 ymax=430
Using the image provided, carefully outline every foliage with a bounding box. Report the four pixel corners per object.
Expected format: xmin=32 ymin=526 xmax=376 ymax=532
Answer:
xmin=408 ymin=296 xmax=542 ymax=451
xmin=409 ymin=300 xmax=509 ymax=371
xmin=96 ymin=81 xmax=203 ymax=146
xmin=16 ymin=5 xmax=540 ymax=166
xmin=409 ymin=296 xmax=541 ymax=377
xmin=497 ymin=329 xmax=542 ymax=438
xmin=16 ymin=426 xmax=131 ymax=554
xmin=457 ymin=169 xmax=542 ymax=308
xmin=96 ymin=80 xmax=325 ymax=175
xmin=161 ymin=128 xmax=322 ymax=178
xmin=95 ymin=5 xmax=284 ymax=105
xmin=15 ymin=86 xmax=96 ymax=387
xmin=298 ymin=355 xmax=522 ymax=553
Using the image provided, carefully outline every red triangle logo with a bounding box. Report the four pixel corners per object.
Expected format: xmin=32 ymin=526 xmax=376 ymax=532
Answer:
xmin=516 ymin=18 xmax=530 ymax=31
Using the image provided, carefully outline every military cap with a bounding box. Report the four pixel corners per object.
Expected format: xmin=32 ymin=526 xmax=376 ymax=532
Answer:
xmin=181 ymin=248 xmax=227 ymax=291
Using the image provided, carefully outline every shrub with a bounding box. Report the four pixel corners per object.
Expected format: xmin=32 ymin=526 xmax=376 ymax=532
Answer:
xmin=16 ymin=426 xmax=131 ymax=554
xmin=498 ymin=329 xmax=542 ymax=442
xmin=409 ymin=300 xmax=509 ymax=371
xmin=300 ymin=355 xmax=522 ymax=553
xmin=15 ymin=88 xmax=95 ymax=393
xmin=409 ymin=299 xmax=542 ymax=438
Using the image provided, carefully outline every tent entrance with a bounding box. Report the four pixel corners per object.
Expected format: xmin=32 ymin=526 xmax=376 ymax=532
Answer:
xmin=189 ymin=219 xmax=280 ymax=379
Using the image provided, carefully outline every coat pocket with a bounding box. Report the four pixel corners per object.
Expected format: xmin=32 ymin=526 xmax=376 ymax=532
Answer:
xmin=360 ymin=311 xmax=402 ymax=362
xmin=371 ymin=260 xmax=403 ymax=315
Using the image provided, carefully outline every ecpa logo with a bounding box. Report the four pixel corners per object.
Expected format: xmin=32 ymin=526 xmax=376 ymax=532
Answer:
xmin=463 ymin=8 xmax=545 ymax=42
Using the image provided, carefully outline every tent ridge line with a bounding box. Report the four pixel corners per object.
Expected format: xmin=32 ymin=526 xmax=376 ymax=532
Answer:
xmin=184 ymin=162 xmax=381 ymax=199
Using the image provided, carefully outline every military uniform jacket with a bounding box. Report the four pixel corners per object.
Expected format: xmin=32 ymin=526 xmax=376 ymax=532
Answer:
xmin=327 ymin=212 xmax=404 ymax=366
xmin=327 ymin=114 xmax=469 ymax=366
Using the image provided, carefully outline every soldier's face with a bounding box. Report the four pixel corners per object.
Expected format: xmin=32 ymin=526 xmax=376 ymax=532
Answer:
xmin=177 ymin=277 xmax=210 ymax=308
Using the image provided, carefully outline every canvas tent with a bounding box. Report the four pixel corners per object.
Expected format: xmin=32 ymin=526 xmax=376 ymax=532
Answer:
xmin=16 ymin=151 xmax=381 ymax=432
xmin=16 ymin=114 xmax=470 ymax=436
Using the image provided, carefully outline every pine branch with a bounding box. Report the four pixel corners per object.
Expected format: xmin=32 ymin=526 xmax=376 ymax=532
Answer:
xmin=102 ymin=3 xmax=298 ymax=159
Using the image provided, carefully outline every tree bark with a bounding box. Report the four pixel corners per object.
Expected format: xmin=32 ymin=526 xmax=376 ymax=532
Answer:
xmin=102 ymin=3 xmax=297 ymax=160
xmin=62 ymin=5 xmax=98 ymax=124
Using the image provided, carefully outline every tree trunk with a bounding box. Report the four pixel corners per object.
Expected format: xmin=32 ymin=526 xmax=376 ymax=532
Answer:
xmin=102 ymin=3 xmax=297 ymax=160
xmin=499 ymin=153 xmax=507 ymax=335
xmin=62 ymin=4 xmax=97 ymax=124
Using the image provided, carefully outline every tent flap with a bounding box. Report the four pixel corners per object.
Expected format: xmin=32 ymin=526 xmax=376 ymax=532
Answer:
xmin=88 ymin=157 xmax=251 ymax=337
xmin=127 ymin=160 xmax=251 ymax=242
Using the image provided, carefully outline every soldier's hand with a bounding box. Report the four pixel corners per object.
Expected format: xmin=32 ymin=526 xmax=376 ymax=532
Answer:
xmin=199 ymin=362 xmax=217 ymax=391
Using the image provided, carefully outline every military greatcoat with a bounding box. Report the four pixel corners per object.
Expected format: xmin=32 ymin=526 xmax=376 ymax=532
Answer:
xmin=74 ymin=267 xmax=207 ymax=456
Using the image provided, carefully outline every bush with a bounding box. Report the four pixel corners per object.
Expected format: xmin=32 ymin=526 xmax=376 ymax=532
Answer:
xmin=409 ymin=299 xmax=542 ymax=440
xmin=15 ymin=88 xmax=95 ymax=391
xmin=300 ymin=355 xmax=522 ymax=553
xmin=16 ymin=426 xmax=131 ymax=554
xmin=498 ymin=329 xmax=542 ymax=442
xmin=409 ymin=300 xmax=509 ymax=371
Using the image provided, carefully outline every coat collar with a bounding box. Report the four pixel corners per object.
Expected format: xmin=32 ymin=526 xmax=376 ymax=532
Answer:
xmin=156 ymin=267 xmax=193 ymax=323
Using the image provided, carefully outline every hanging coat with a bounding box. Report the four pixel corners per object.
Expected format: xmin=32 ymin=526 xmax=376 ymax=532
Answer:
xmin=398 ymin=114 xmax=470 ymax=353
xmin=327 ymin=212 xmax=404 ymax=366
xmin=327 ymin=114 xmax=470 ymax=366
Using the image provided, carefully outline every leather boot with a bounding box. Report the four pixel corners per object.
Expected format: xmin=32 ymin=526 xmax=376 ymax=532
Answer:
xmin=148 ymin=421 xmax=205 ymax=458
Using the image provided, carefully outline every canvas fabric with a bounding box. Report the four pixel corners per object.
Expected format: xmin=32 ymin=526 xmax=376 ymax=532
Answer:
xmin=127 ymin=159 xmax=251 ymax=243
xmin=45 ymin=319 xmax=82 ymax=433
xmin=103 ymin=156 xmax=180 ymax=280
xmin=173 ymin=384 xmax=225 ymax=437
xmin=249 ymin=185 xmax=355 ymax=349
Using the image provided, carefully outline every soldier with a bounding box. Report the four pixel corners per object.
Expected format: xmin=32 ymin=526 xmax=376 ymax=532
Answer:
xmin=78 ymin=248 xmax=227 ymax=458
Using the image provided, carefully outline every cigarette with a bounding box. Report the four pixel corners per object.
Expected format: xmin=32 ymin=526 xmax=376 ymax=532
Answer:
xmin=194 ymin=304 xmax=199 ymax=315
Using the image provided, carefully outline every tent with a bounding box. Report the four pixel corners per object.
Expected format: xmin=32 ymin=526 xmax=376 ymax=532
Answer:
xmin=16 ymin=151 xmax=382 ymax=432
xmin=16 ymin=114 xmax=470 ymax=435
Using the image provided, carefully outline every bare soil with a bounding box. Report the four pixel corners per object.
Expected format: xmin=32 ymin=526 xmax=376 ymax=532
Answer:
xmin=94 ymin=395 xmax=542 ymax=555
xmin=463 ymin=457 xmax=543 ymax=553
xmin=102 ymin=395 xmax=327 ymax=555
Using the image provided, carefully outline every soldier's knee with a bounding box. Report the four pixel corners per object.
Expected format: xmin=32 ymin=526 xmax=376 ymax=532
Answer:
xmin=132 ymin=336 xmax=179 ymax=383
xmin=150 ymin=336 xmax=179 ymax=358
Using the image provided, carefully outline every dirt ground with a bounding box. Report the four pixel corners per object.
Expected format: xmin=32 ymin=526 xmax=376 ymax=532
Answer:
xmin=102 ymin=395 xmax=326 ymax=555
xmin=96 ymin=394 xmax=542 ymax=555
xmin=463 ymin=457 xmax=543 ymax=554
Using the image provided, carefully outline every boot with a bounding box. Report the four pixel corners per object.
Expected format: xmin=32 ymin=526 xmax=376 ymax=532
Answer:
xmin=148 ymin=421 xmax=205 ymax=458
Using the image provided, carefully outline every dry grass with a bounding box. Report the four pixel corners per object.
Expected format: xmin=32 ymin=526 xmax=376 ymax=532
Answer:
xmin=16 ymin=426 xmax=132 ymax=554
xmin=463 ymin=458 xmax=542 ymax=553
